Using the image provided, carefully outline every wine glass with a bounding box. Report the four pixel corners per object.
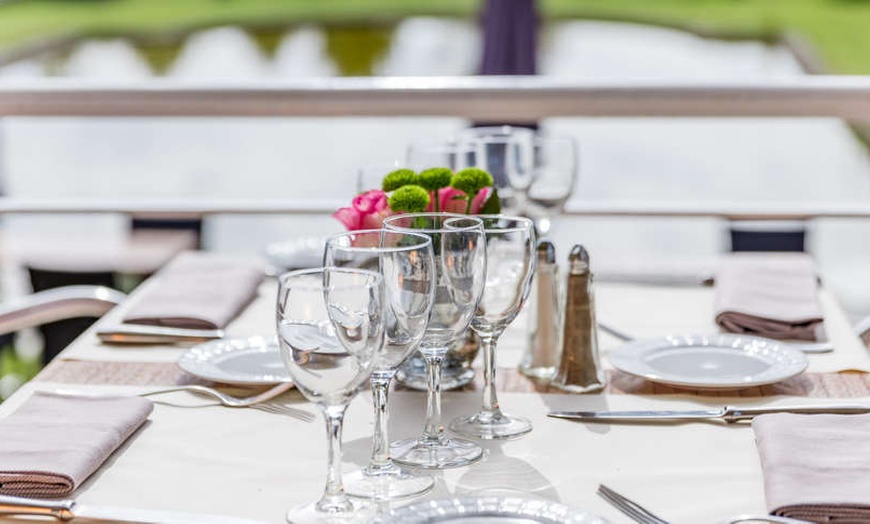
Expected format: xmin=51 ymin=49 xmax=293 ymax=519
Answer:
xmin=458 ymin=126 xmax=535 ymax=213
xmin=449 ymin=216 xmax=537 ymax=440
xmin=406 ymin=139 xmax=477 ymax=171
xmin=276 ymin=267 xmax=384 ymax=523
xmin=526 ymin=135 xmax=579 ymax=236
xmin=383 ymin=213 xmax=487 ymax=469
xmin=324 ymin=229 xmax=436 ymax=500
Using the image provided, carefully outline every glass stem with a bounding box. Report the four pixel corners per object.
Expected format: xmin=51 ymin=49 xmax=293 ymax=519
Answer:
xmin=480 ymin=333 xmax=502 ymax=420
xmin=422 ymin=353 xmax=444 ymax=443
xmin=317 ymin=405 xmax=353 ymax=513
xmin=366 ymin=376 xmax=394 ymax=473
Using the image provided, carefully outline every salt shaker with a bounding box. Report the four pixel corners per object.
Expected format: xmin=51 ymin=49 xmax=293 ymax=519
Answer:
xmin=550 ymin=245 xmax=606 ymax=393
xmin=519 ymin=241 xmax=561 ymax=378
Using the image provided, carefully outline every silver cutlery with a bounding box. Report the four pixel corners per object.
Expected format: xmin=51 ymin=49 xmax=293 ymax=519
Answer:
xmin=0 ymin=493 xmax=266 ymax=523
xmin=597 ymin=484 xmax=669 ymax=524
xmin=96 ymin=324 xmax=224 ymax=344
xmin=596 ymin=485 xmax=811 ymax=524
xmin=597 ymin=322 xmax=834 ymax=354
xmin=138 ymin=382 xmax=294 ymax=407
xmin=549 ymin=404 xmax=870 ymax=423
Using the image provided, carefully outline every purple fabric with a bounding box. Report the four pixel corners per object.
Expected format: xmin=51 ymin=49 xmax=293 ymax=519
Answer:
xmin=479 ymin=0 xmax=538 ymax=75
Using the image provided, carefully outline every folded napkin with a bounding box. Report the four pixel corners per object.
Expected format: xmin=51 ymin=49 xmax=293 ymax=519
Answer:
xmin=714 ymin=253 xmax=824 ymax=341
xmin=0 ymin=392 xmax=153 ymax=497
xmin=124 ymin=254 xmax=264 ymax=330
xmin=754 ymin=413 xmax=870 ymax=523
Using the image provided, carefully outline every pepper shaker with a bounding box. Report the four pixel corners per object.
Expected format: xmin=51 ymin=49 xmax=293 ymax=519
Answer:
xmin=550 ymin=245 xmax=606 ymax=393
xmin=520 ymin=241 xmax=561 ymax=378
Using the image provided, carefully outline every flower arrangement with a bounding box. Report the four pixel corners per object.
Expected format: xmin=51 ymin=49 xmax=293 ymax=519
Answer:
xmin=334 ymin=167 xmax=501 ymax=230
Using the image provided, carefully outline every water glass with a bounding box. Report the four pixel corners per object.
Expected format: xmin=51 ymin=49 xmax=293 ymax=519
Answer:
xmin=458 ymin=126 xmax=535 ymax=212
xmin=449 ymin=216 xmax=537 ymax=439
xmin=526 ymin=135 xmax=579 ymax=236
xmin=276 ymin=267 xmax=384 ymax=523
xmin=324 ymin=229 xmax=436 ymax=500
xmin=405 ymin=139 xmax=477 ymax=171
xmin=384 ymin=213 xmax=487 ymax=469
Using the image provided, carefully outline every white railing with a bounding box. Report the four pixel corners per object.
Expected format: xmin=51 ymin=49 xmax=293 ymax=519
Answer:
xmin=2 ymin=76 xmax=870 ymax=220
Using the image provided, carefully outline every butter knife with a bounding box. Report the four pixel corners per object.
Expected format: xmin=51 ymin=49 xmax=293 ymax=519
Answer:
xmin=96 ymin=324 xmax=224 ymax=344
xmin=548 ymin=405 xmax=870 ymax=423
xmin=0 ymin=494 xmax=264 ymax=523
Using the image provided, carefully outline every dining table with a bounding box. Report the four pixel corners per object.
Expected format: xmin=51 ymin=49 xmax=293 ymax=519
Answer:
xmin=4 ymin=250 xmax=870 ymax=523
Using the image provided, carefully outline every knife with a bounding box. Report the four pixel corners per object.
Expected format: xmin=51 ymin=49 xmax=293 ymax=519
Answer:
xmin=0 ymin=494 xmax=265 ymax=523
xmin=96 ymin=324 xmax=224 ymax=344
xmin=547 ymin=405 xmax=870 ymax=423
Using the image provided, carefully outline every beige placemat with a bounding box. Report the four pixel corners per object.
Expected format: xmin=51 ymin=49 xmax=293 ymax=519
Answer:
xmin=36 ymin=359 xmax=870 ymax=398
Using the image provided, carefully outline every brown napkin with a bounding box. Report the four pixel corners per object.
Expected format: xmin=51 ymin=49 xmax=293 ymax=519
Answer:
xmin=124 ymin=253 xmax=264 ymax=330
xmin=714 ymin=253 xmax=824 ymax=341
xmin=0 ymin=392 xmax=153 ymax=497
xmin=753 ymin=413 xmax=870 ymax=523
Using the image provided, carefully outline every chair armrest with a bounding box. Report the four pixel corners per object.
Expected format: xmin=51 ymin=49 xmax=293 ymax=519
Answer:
xmin=0 ymin=286 xmax=126 ymax=336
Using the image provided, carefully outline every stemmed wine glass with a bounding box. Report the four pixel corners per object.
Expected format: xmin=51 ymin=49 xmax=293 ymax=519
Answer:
xmin=384 ymin=213 xmax=487 ymax=468
xmin=449 ymin=216 xmax=537 ymax=439
xmin=276 ymin=267 xmax=384 ymax=523
xmin=526 ymin=135 xmax=579 ymax=236
xmin=324 ymin=229 xmax=436 ymax=500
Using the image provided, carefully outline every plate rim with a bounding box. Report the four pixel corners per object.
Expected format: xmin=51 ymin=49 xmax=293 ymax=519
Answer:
xmin=377 ymin=496 xmax=607 ymax=523
xmin=608 ymin=333 xmax=809 ymax=389
xmin=177 ymin=335 xmax=293 ymax=386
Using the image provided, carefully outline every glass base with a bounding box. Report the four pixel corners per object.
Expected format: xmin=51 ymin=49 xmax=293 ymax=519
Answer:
xmin=285 ymin=499 xmax=374 ymax=524
xmin=391 ymin=436 xmax=483 ymax=469
xmin=448 ymin=412 xmax=533 ymax=440
xmin=344 ymin=465 xmax=434 ymax=500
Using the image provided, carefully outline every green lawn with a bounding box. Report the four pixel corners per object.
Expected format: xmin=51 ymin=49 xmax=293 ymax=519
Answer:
xmin=1 ymin=0 xmax=870 ymax=74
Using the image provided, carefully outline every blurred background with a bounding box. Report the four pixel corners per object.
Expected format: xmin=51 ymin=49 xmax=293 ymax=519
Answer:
xmin=0 ymin=0 xmax=869 ymax=396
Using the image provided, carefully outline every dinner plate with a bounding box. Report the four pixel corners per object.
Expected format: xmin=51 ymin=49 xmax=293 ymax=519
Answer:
xmin=374 ymin=497 xmax=609 ymax=523
xmin=264 ymin=237 xmax=325 ymax=271
xmin=608 ymin=333 xmax=808 ymax=389
xmin=177 ymin=336 xmax=293 ymax=385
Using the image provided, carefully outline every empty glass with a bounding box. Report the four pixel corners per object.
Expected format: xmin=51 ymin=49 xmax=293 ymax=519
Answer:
xmin=384 ymin=213 xmax=487 ymax=469
xmin=526 ymin=135 xmax=579 ymax=236
xmin=450 ymin=216 xmax=537 ymax=440
xmin=276 ymin=267 xmax=384 ymax=523
xmin=458 ymin=126 xmax=535 ymax=213
xmin=405 ymin=139 xmax=477 ymax=171
xmin=324 ymin=230 xmax=436 ymax=500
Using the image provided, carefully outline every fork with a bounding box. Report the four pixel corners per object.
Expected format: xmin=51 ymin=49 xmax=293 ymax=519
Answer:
xmin=597 ymin=484 xmax=669 ymax=524
xmin=252 ymin=402 xmax=316 ymax=422
xmin=140 ymin=382 xmax=294 ymax=407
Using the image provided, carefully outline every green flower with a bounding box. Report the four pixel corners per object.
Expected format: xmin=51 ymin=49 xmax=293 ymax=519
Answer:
xmin=417 ymin=168 xmax=453 ymax=191
xmin=382 ymin=169 xmax=417 ymax=192
xmin=388 ymin=185 xmax=430 ymax=213
xmin=450 ymin=168 xmax=493 ymax=196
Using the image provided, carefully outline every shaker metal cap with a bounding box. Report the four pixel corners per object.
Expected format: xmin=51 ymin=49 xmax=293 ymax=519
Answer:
xmin=537 ymin=240 xmax=556 ymax=264
xmin=569 ymin=245 xmax=590 ymax=273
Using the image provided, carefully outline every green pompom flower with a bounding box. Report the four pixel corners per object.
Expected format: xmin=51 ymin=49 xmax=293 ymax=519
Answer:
xmin=388 ymin=185 xmax=430 ymax=213
xmin=382 ymin=169 xmax=417 ymax=192
xmin=417 ymin=168 xmax=453 ymax=191
xmin=450 ymin=168 xmax=494 ymax=196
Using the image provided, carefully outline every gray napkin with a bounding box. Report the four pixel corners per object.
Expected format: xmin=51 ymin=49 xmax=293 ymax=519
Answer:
xmin=714 ymin=253 xmax=824 ymax=341
xmin=0 ymin=392 xmax=153 ymax=497
xmin=124 ymin=253 xmax=264 ymax=330
xmin=753 ymin=413 xmax=870 ymax=523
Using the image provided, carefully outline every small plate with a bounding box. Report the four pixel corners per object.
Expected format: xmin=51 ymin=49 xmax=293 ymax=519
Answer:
xmin=609 ymin=333 xmax=808 ymax=390
xmin=374 ymin=497 xmax=608 ymax=523
xmin=178 ymin=336 xmax=292 ymax=386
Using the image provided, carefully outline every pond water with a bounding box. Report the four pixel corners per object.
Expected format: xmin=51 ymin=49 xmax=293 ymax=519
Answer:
xmin=0 ymin=19 xmax=868 ymax=317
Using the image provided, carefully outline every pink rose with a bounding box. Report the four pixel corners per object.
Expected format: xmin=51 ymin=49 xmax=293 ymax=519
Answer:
xmin=333 ymin=190 xmax=393 ymax=230
xmin=428 ymin=187 xmax=492 ymax=214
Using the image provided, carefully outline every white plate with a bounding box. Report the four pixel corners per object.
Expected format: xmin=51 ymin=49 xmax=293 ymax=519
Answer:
xmin=264 ymin=237 xmax=325 ymax=270
xmin=177 ymin=336 xmax=293 ymax=386
xmin=608 ymin=333 xmax=808 ymax=390
xmin=375 ymin=497 xmax=608 ymax=523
